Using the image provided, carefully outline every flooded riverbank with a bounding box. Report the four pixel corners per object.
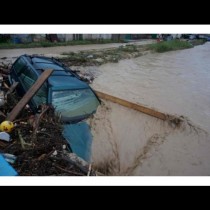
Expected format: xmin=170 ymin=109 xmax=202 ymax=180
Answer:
xmin=1 ymin=40 xmax=209 ymax=176
xmin=90 ymin=43 xmax=210 ymax=175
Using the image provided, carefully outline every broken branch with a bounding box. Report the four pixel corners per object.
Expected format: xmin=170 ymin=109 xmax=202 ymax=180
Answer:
xmin=18 ymin=129 xmax=32 ymax=149
xmin=54 ymin=164 xmax=84 ymax=176
xmin=33 ymin=105 xmax=49 ymax=137
xmin=5 ymin=82 xmax=19 ymax=98
xmin=87 ymin=163 xmax=92 ymax=176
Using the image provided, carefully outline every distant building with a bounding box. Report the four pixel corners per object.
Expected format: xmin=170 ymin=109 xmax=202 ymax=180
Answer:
xmin=8 ymin=34 xmax=152 ymax=43
xmin=58 ymin=34 xmax=112 ymax=41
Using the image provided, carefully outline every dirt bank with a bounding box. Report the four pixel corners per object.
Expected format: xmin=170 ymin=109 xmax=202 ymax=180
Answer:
xmin=89 ymin=101 xmax=209 ymax=175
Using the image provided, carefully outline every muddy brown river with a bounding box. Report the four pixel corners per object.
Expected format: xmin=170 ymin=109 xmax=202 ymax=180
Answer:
xmin=1 ymin=41 xmax=209 ymax=176
xmin=90 ymin=42 xmax=210 ymax=175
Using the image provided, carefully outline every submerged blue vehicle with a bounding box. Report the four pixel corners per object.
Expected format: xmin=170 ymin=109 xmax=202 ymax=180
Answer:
xmin=9 ymin=54 xmax=100 ymax=161
xmin=9 ymin=54 xmax=100 ymax=123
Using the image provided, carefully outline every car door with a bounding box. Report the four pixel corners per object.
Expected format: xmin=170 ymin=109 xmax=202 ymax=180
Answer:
xmin=10 ymin=57 xmax=28 ymax=94
xmin=19 ymin=65 xmax=48 ymax=109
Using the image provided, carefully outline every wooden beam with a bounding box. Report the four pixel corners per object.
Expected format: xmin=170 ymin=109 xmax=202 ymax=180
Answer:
xmin=7 ymin=69 xmax=53 ymax=122
xmin=95 ymin=91 xmax=168 ymax=121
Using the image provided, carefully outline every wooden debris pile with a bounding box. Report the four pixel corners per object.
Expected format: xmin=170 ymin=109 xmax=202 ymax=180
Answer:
xmin=0 ymin=65 xmax=95 ymax=176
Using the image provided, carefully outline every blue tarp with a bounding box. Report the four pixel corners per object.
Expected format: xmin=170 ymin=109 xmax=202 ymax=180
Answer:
xmin=63 ymin=122 xmax=93 ymax=162
xmin=0 ymin=154 xmax=18 ymax=176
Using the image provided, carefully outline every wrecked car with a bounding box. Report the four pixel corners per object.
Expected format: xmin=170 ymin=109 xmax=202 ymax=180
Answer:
xmin=9 ymin=55 xmax=100 ymax=123
xmin=9 ymin=54 xmax=101 ymax=161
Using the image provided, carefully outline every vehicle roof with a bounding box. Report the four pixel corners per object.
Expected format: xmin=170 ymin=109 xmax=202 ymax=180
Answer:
xmin=22 ymin=55 xmax=88 ymax=89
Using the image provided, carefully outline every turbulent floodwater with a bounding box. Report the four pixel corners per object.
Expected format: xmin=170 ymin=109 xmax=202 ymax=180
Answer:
xmin=90 ymin=43 xmax=210 ymax=175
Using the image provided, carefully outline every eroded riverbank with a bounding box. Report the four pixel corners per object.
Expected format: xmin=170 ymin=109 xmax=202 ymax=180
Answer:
xmin=89 ymin=42 xmax=210 ymax=175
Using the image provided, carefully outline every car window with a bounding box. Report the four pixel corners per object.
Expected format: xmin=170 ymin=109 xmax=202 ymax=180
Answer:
xmin=51 ymin=88 xmax=100 ymax=121
xmin=19 ymin=66 xmax=47 ymax=106
xmin=26 ymin=66 xmax=38 ymax=80
xmin=13 ymin=58 xmax=27 ymax=74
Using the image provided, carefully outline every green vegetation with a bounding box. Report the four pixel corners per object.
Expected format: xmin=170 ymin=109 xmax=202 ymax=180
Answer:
xmin=60 ymin=39 xmax=207 ymax=67
xmin=0 ymin=35 xmax=10 ymax=43
xmin=0 ymin=39 xmax=126 ymax=49
xmin=148 ymin=40 xmax=193 ymax=53
xmin=188 ymin=39 xmax=207 ymax=46
xmin=61 ymin=44 xmax=147 ymax=66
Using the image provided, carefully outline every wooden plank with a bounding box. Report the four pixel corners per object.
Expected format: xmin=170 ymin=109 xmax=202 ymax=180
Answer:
xmin=7 ymin=69 xmax=53 ymax=122
xmin=95 ymin=90 xmax=168 ymax=121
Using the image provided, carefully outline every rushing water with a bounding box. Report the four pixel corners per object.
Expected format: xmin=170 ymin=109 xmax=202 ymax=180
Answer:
xmin=90 ymin=43 xmax=210 ymax=175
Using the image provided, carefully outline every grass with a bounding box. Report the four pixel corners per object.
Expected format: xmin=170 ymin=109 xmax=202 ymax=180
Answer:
xmin=148 ymin=40 xmax=193 ymax=53
xmin=60 ymin=39 xmax=207 ymax=67
xmin=61 ymin=44 xmax=144 ymax=66
xmin=188 ymin=39 xmax=207 ymax=46
xmin=0 ymin=39 xmax=126 ymax=49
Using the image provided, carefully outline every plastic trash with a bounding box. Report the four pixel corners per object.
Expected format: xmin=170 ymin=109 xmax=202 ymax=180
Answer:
xmin=1 ymin=153 xmax=17 ymax=164
xmin=0 ymin=121 xmax=14 ymax=133
xmin=0 ymin=154 xmax=18 ymax=176
xmin=0 ymin=132 xmax=10 ymax=142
